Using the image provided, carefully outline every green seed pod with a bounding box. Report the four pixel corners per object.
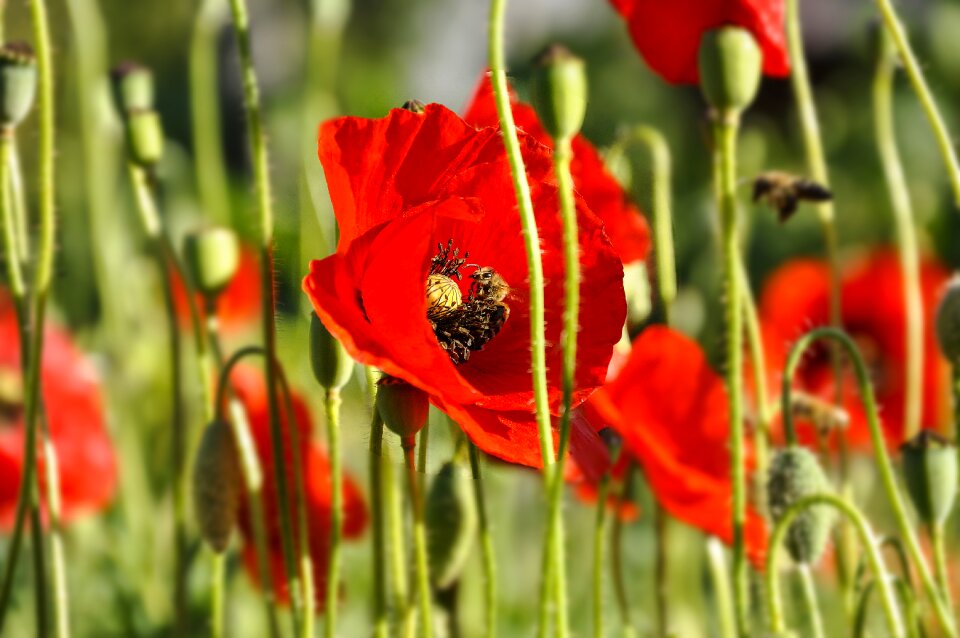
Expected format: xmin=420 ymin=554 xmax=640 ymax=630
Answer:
xmin=192 ymin=420 xmax=242 ymax=552
xmin=110 ymin=61 xmax=154 ymax=114
xmin=125 ymin=108 xmax=164 ymax=167
xmin=0 ymin=42 xmax=36 ymax=130
xmin=531 ymin=44 xmax=587 ymax=142
xmin=900 ymin=430 xmax=958 ymax=528
xmin=376 ymin=376 xmax=428 ymax=438
xmin=183 ymin=226 xmax=240 ymax=298
xmin=935 ymin=275 xmax=960 ymax=363
xmin=697 ymin=27 xmax=762 ymax=117
xmin=309 ymin=312 xmax=354 ymax=391
xmin=425 ymin=460 xmax=478 ymax=589
xmin=767 ymin=446 xmax=834 ymax=565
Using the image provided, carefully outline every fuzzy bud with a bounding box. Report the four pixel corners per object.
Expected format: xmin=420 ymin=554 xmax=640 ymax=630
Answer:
xmin=309 ymin=312 xmax=354 ymax=391
xmin=183 ymin=226 xmax=240 ymax=298
xmin=900 ymin=431 xmax=958 ymax=528
xmin=110 ymin=61 xmax=154 ymax=114
xmin=767 ymin=446 xmax=834 ymax=565
xmin=697 ymin=27 xmax=762 ymax=117
xmin=125 ymin=108 xmax=164 ymax=167
xmin=0 ymin=43 xmax=36 ymax=130
xmin=376 ymin=376 xmax=428 ymax=439
xmin=935 ymin=275 xmax=960 ymax=363
xmin=192 ymin=420 xmax=242 ymax=552
xmin=426 ymin=460 xmax=478 ymax=589
xmin=531 ymin=44 xmax=587 ymax=142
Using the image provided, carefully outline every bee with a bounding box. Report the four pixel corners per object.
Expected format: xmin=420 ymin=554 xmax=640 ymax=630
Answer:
xmin=752 ymin=171 xmax=832 ymax=222
xmin=429 ymin=261 xmax=511 ymax=364
xmin=790 ymin=390 xmax=850 ymax=436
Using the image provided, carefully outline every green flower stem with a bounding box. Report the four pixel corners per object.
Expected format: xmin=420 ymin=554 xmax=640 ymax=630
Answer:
xmin=190 ymin=0 xmax=232 ymax=225
xmin=855 ymin=578 xmax=923 ymax=638
xmin=591 ymin=470 xmax=612 ymax=638
xmin=418 ymin=421 xmax=430 ymax=474
xmin=611 ymin=462 xmax=637 ymax=638
xmin=40 ymin=430 xmax=70 ymax=638
xmin=738 ymin=264 xmax=771 ymax=480
xmin=711 ymin=114 xmax=749 ymax=636
xmin=468 ymin=442 xmax=496 ymax=638
xmin=798 ymin=565 xmax=825 ymax=638
xmin=369 ymin=412 xmax=389 ymax=638
xmin=874 ymin=0 xmax=960 ymax=206
xmin=765 ymin=493 xmax=904 ymax=637
xmin=0 ymin=133 xmax=23 ymax=299
xmin=386 ymin=454 xmax=413 ymax=638
xmin=781 ymin=327 xmax=956 ymax=636
xmin=324 ymin=389 xmax=344 ymax=638
xmin=30 ymin=502 xmax=48 ymax=638
xmin=873 ymin=32 xmax=924 ymax=440
xmin=210 ymin=552 xmax=225 ymax=638
xmin=931 ymin=523 xmax=953 ymax=610
xmin=705 ymin=538 xmax=736 ymax=638
xmin=402 ymin=437 xmax=433 ymax=637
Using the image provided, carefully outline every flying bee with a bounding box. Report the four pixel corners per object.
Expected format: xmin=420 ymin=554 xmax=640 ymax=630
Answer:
xmin=426 ymin=273 xmax=463 ymax=321
xmin=790 ymin=390 xmax=850 ymax=436
xmin=752 ymin=171 xmax=832 ymax=222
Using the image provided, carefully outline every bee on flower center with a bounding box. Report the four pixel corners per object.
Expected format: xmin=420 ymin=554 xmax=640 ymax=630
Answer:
xmin=425 ymin=240 xmax=511 ymax=365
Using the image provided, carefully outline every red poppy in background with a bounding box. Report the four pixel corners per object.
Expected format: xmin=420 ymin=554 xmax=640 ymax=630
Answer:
xmin=608 ymin=0 xmax=790 ymax=85
xmin=759 ymin=250 xmax=950 ymax=448
xmin=462 ymin=77 xmax=651 ymax=265
xmin=589 ymin=326 xmax=768 ymax=565
xmin=303 ymin=103 xmax=626 ymax=478
xmin=172 ymin=243 xmax=261 ymax=334
xmin=0 ymin=293 xmax=117 ymax=529
xmin=231 ymin=364 xmax=367 ymax=609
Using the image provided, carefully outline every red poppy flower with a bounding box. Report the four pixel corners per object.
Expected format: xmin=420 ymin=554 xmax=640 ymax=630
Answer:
xmin=608 ymin=0 xmax=790 ymax=85
xmin=588 ymin=326 xmax=768 ymax=565
xmin=231 ymin=364 xmax=367 ymax=609
xmin=462 ymin=77 xmax=651 ymax=265
xmin=759 ymin=250 xmax=950 ymax=448
xmin=172 ymin=243 xmax=261 ymax=334
xmin=303 ymin=103 xmax=626 ymax=478
xmin=0 ymin=292 xmax=117 ymax=529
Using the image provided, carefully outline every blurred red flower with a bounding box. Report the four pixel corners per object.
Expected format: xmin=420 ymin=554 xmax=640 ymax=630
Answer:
xmin=0 ymin=293 xmax=117 ymax=529
xmin=231 ymin=364 xmax=367 ymax=610
xmin=589 ymin=326 xmax=768 ymax=565
xmin=759 ymin=250 xmax=950 ymax=448
xmin=172 ymin=242 xmax=261 ymax=334
xmin=303 ymin=103 xmax=626 ymax=478
xmin=462 ymin=77 xmax=651 ymax=266
xmin=608 ymin=0 xmax=790 ymax=85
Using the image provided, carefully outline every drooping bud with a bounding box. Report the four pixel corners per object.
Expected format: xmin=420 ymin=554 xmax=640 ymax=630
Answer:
xmin=697 ymin=27 xmax=762 ymax=117
xmin=531 ymin=44 xmax=587 ymax=142
xmin=0 ymin=43 xmax=36 ymax=130
xmin=124 ymin=108 xmax=164 ymax=167
xmin=935 ymin=275 xmax=960 ymax=363
xmin=183 ymin=226 xmax=240 ymax=298
xmin=900 ymin=430 xmax=958 ymax=528
xmin=192 ymin=420 xmax=243 ymax=552
xmin=110 ymin=61 xmax=154 ymax=114
xmin=376 ymin=376 xmax=428 ymax=439
xmin=425 ymin=460 xmax=478 ymax=589
xmin=309 ymin=312 xmax=354 ymax=391
xmin=767 ymin=446 xmax=835 ymax=565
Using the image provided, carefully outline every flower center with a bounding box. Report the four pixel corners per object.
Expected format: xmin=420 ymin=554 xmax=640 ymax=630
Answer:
xmin=426 ymin=240 xmax=511 ymax=365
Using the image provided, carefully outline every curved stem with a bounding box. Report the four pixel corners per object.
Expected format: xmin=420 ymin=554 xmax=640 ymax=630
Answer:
xmin=765 ymin=493 xmax=905 ymax=638
xmin=781 ymin=327 xmax=956 ymax=635
xmin=324 ymin=389 xmax=343 ymax=638
xmin=798 ymin=565 xmax=825 ymax=638
xmin=874 ymin=0 xmax=960 ymax=206
xmin=873 ymin=30 xmax=924 ymax=440
xmin=402 ymin=438 xmax=433 ymax=637
xmin=711 ymin=114 xmax=748 ymax=636
xmin=468 ymin=443 xmax=497 ymax=638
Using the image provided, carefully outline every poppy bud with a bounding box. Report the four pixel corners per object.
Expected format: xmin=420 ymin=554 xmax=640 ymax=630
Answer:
xmin=935 ymin=275 xmax=960 ymax=363
xmin=309 ymin=311 xmax=354 ymax=391
xmin=900 ymin=431 xmax=958 ymax=528
xmin=110 ymin=61 xmax=154 ymax=114
xmin=192 ymin=419 xmax=242 ymax=552
xmin=697 ymin=27 xmax=762 ymax=117
xmin=767 ymin=446 xmax=834 ymax=565
xmin=183 ymin=226 xmax=240 ymax=298
xmin=425 ymin=460 xmax=478 ymax=589
xmin=531 ymin=44 xmax=587 ymax=143
xmin=376 ymin=376 xmax=428 ymax=439
xmin=124 ymin=108 xmax=164 ymax=167
xmin=0 ymin=42 xmax=36 ymax=130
